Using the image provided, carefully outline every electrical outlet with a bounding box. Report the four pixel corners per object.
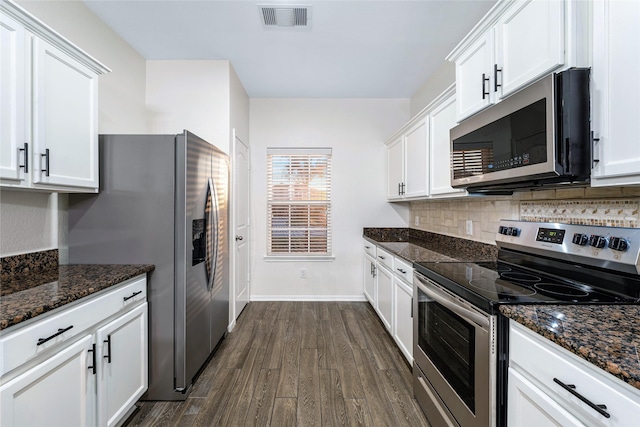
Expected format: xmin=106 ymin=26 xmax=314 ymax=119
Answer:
xmin=300 ymin=268 xmax=307 ymax=279
xmin=415 ymin=216 xmax=420 ymax=226
xmin=466 ymin=220 xmax=473 ymax=236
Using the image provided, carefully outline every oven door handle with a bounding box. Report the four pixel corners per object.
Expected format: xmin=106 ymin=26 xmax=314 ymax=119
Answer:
xmin=416 ymin=275 xmax=490 ymax=329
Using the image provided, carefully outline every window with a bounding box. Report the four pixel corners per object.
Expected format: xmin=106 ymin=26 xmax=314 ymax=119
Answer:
xmin=267 ymin=148 xmax=332 ymax=257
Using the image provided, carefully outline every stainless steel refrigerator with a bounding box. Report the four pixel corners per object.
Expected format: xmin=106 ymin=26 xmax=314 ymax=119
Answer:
xmin=68 ymin=131 xmax=229 ymax=400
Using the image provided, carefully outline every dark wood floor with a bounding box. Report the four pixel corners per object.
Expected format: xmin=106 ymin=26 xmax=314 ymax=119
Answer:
xmin=124 ymin=301 xmax=430 ymax=426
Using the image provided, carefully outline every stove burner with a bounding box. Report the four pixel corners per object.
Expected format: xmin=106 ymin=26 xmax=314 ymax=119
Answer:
xmin=500 ymin=271 xmax=541 ymax=283
xmin=468 ymin=279 xmax=537 ymax=296
xmin=533 ymin=283 xmax=590 ymax=298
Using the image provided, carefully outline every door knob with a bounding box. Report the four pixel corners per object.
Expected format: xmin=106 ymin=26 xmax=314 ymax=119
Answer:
xmin=235 ymin=235 xmax=243 ymax=241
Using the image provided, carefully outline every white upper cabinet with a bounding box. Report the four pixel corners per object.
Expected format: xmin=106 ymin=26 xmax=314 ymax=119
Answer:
xmin=495 ymin=0 xmax=564 ymax=98
xmin=590 ymin=0 xmax=640 ymax=187
xmin=0 ymin=12 xmax=27 ymax=183
xmin=386 ymin=135 xmax=404 ymax=200
xmin=448 ymin=0 xmax=585 ymax=122
xmin=0 ymin=0 xmax=109 ymax=192
xmin=429 ymin=89 xmax=466 ymax=197
xmin=455 ymin=31 xmax=495 ymax=121
xmin=386 ymin=85 xmax=465 ymax=201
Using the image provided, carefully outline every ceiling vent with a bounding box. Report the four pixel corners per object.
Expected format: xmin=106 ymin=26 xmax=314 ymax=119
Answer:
xmin=259 ymin=5 xmax=311 ymax=29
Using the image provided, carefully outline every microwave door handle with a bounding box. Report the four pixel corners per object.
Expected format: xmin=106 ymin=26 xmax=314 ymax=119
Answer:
xmin=417 ymin=279 xmax=489 ymax=329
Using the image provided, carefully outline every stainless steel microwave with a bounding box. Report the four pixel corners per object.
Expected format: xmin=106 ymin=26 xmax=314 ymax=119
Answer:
xmin=450 ymin=68 xmax=591 ymax=193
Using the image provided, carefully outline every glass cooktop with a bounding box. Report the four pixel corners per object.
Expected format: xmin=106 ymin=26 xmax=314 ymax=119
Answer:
xmin=414 ymin=260 xmax=640 ymax=313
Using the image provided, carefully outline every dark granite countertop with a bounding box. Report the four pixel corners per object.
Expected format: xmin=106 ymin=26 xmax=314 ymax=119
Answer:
xmin=363 ymin=227 xmax=497 ymax=264
xmin=500 ymin=305 xmax=640 ymax=391
xmin=0 ymin=264 xmax=154 ymax=331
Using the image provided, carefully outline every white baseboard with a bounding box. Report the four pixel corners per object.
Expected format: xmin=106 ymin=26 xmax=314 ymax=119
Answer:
xmin=250 ymin=294 xmax=368 ymax=302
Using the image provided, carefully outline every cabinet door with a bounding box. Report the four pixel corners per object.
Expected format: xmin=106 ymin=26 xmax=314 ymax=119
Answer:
xmin=404 ymin=118 xmax=429 ymax=199
xmin=495 ymin=0 xmax=564 ymax=98
xmin=591 ymin=0 xmax=640 ymax=186
xmin=429 ymin=92 xmax=466 ymax=197
xmin=386 ymin=136 xmax=404 ymax=200
xmin=0 ymin=335 xmax=96 ymax=427
xmin=455 ymin=31 xmax=494 ymax=121
xmin=376 ymin=264 xmax=393 ymax=332
xmin=96 ymin=303 xmax=148 ymax=427
xmin=393 ymin=277 xmax=413 ymax=364
xmin=508 ymin=368 xmax=585 ymax=427
xmin=31 ymin=37 xmax=99 ymax=190
xmin=363 ymin=253 xmax=376 ymax=306
xmin=0 ymin=12 xmax=27 ymax=183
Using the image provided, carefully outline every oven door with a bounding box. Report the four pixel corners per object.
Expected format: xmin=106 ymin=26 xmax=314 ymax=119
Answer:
xmin=413 ymin=272 xmax=496 ymax=427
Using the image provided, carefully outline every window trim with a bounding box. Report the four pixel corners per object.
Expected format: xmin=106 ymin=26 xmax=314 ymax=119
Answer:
xmin=266 ymin=147 xmax=333 ymax=259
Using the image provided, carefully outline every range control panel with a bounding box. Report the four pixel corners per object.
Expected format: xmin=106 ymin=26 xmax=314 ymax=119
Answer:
xmin=496 ymin=220 xmax=640 ymax=274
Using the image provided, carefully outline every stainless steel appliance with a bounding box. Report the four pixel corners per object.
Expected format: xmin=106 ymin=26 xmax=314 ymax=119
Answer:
xmin=450 ymin=68 xmax=591 ymax=193
xmin=413 ymin=220 xmax=640 ymax=427
xmin=68 ymin=131 xmax=229 ymax=401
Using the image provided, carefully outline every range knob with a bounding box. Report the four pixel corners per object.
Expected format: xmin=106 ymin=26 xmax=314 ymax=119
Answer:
xmin=498 ymin=226 xmax=507 ymax=235
xmin=608 ymin=237 xmax=629 ymax=252
xmin=509 ymin=227 xmax=520 ymax=237
xmin=589 ymin=235 xmax=608 ymax=249
xmin=572 ymin=233 xmax=589 ymax=246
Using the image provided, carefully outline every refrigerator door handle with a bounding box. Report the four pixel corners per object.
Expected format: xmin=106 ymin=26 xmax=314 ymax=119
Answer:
xmin=206 ymin=178 xmax=219 ymax=291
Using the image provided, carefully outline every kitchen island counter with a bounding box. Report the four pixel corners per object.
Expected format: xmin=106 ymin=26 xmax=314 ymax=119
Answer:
xmin=500 ymin=304 xmax=640 ymax=391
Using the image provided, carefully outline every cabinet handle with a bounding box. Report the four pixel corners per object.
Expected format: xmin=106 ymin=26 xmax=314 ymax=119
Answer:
xmin=482 ymin=73 xmax=490 ymax=99
xmin=123 ymin=290 xmax=142 ymax=301
xmin=553 ymin=378 xmax=610 ymax=418
xmin=411 ymin=297 xmax=413 ymax=318
xmin=41 ymin=149 xmax=50 ymax=177
xmin=19 ymin=143 xmax=29 ymax=173
xmin=397 ymin=268 xmax=406 ymax=274
xmin=373 ymin=265 xmax=377 ymax=278
xmin=365 ymin=245 xmax=370 ymax=249
xmin=104 ymin=335 xmax=112 ymax=363
xmin=398 ymin=183 xmax=402 ymax=196
xmin=37 ymin=325 xmax=73 ymax=346
xmin=401 ymin=182 xmax=405 ymax=195
xmin=378 ymin=255 xmax=385 ymax=260
xmin=88 ymin=343 xmax=97 ymax=375
xmin=494 ymin=64 xmax=502 ymax=92
xmin=591 ymin=132 xmax=600 ymax=168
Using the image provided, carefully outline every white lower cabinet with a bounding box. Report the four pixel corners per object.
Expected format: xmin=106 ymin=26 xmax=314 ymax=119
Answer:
xmin=0 ymin=334 xmax=96 ymax=427
xmin=508 ymin=320 xmax=640 ymax=426
xmin=376 ymin=262 xmax=393 ymax=332
xmin=363 ymin=253 xmax=376 ymax=306
xmin=393 ymin=277 xmax=413 ymax=364
xmin=97 ymin=303 xmax=148 ymax=427
xmin=0 ymin=275 xmax=148 ymax=427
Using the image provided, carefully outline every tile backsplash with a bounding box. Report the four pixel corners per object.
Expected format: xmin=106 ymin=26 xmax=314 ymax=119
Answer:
xmin=410 ymin=186 xmax=640 ymax=244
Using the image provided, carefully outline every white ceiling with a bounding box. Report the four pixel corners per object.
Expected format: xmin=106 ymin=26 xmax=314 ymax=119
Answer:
xmin=83 ymin=0 xmax=497 ymax=98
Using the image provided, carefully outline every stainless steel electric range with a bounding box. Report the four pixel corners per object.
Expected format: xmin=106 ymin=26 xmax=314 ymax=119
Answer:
xmin=412 ymin=220 xmax=640 ymax=427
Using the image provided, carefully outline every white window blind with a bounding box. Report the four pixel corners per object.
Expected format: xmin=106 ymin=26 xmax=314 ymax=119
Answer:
xmin=267 ymin=148 xmax=332 ymax=256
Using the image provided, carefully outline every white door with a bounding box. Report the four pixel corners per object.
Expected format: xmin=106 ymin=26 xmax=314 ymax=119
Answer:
xmin=386 ymin=136 xmax=404 ymax=200
xmin=232 ymin=132 xmax=250 ymax=320
xmin=455 ymin=31 xmax=494 ymax=121
xmin=96 ymin=303 xmax=148 ymax=427
xmin=363 ymin=253 xmax=376 ymax=305
xmin=376 ymin=263 xmax=393 ymax=332
xmin=0 ymin=335 xmax=96 ymax=427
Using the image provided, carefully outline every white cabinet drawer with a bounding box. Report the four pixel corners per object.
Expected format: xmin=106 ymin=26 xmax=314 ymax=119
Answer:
xmin=510 ymin=321 xmax=640 ymax=426
xmin=0 ymin=275 xmax=146 ymax=377
xmin=394 ymin=257 xmax=414 ymax=284
xmin=363 ymin=240 xmax=376 ymax=258
xmin=376 ymin=248 xmax=394 ymax=270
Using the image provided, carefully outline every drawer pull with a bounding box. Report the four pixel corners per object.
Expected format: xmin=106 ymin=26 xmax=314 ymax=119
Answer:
xmin=553 ymin=378 xmax=610 ymax=418
xmin=378 ymin=255 xmax=385 ymax=260
xmin=364 ymin=245 xmax=370 ymax=249
xmin=397 ymin=268 xmax=407 ymax=274
xmin=37 ymin=325 xmax=74 ymax=346
xmin=88 ymin=343 xmax=96 ymax=374
xmin=123 ymin=290 xmax=142 ymax=301
xmin=104 ymin=335 xmax=112 ymax=363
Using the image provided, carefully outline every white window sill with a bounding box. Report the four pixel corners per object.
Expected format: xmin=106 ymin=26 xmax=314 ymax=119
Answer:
xmin=264 ymin=255 xmax=335 ymax=262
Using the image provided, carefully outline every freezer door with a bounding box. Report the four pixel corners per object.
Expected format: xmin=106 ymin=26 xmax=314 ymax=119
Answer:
xmin=174 ymin=131 xmax=213 ymax=392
